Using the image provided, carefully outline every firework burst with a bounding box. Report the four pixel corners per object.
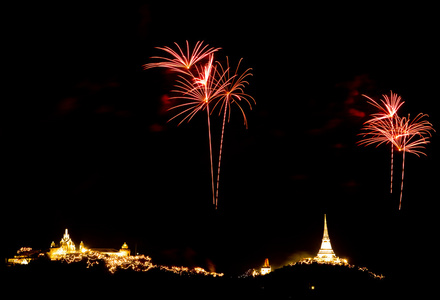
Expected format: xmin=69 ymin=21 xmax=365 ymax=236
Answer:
xmin=167 ymin=55 xmax=229 ymax=125
xmin=145 ymin=41 xmax=254 ymax=210
xmin=360 ymin=91 xmax=404 ymax=193
xmin=363 ymin=91 xmax=404 ymax=123
xmin=358 ymin=92 xmax=434 ymax=209
xmin=168 ymin=54 xmax=231 ymax=206
xmin=391 ymin=113 xmax=434 ymax=209
xmin=211 ymin=57 xmax=255 ymax=209
xmin=143 ymin=40 xmax=220 ymax=74
xmin=392 ymin=113 xmax=434 ymax=156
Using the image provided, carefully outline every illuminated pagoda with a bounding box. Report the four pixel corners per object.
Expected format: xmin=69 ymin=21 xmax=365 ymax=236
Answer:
xmin=260 ymin=258 xmax=272 ymax=275
xmin=49 ymin=229 xmax=76 ymax=260
xmin=60 ymin=229 xmax=76 ymax=252
xmin=313 ymin=214 xmax=347 ymax=265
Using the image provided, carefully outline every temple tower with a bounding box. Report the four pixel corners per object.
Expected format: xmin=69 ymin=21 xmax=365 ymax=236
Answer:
xmin=260 ymin=258 xmax=271 ymax=275
xmin=119 ymin=242 xmax=131 ymax=256
xmin=315 ymin=214 xmax=337 ymax=262
xmin=60 ymin=228 xmax=76 ymax=252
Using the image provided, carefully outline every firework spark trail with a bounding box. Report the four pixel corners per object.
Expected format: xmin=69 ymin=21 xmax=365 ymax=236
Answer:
xmin=212 ymin=58 xmax=254 ymax=209
xmin=390 ymin=113 xmax=434 ymax=209
xmin=146 ymin=43 xmax=229 ymax=209
xmin=168 ymin=54 xmax=231 ymax=206
xmin=215 ymin=101 xmax=228 ymax=209
xmin=363 ymin=92 xmax=404 ymax=124
xmin=390 ymin=146 xmax=393 ymax=193
xmin=194 ymin=54 xmax=216 ymax=205
xmin=392 ymin=113 xmax=434 ymax=156
xmin=360 ymin=112 xmax=434 ymax=209
xmin=361 ymin=92 xmax=404 ymax=193
xmin=400 ymin=149 xmax=405 ymax=210
xmin=358 ymin=91 xmax=434 ymax=209
xmin=143 ymin=40 xmax=220 ymax=74
xmin=145 ymin=42 xmax=254 ymax=209
xmin=206 ymin=102 xmax=215 ymax=206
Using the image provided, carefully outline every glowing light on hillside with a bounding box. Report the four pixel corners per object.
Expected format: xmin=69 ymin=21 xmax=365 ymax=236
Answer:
xmin=59 ymin=251 xmax=223 ymax=276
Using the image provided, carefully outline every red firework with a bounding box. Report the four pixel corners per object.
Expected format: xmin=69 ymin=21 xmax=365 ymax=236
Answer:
xmin=389 ymin=113 xmax=434 ymax=209
xmin=168 ymin=54 xmax=231 ymax=207
xmin=360 ymin=91 xmax=404 ymax=193
xmin=359 ymin=93 xmax=434 ymax=210
xmin=211 ymin=57 xmax=255 ymax=209
xmin=143 ymin=40 xmax=220 ymax=74
xmin=145 ymin=41 xmax=254 ymax=210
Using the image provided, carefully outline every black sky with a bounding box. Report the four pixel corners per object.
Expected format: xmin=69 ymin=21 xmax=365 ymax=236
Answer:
xmin=2 ymin=3 xmax=439 ymax=277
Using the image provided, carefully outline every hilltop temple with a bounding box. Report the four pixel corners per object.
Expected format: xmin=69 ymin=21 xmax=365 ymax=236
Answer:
xmin=313 ymin=214 xmax=347 ymax=265
xmin=48 ymin=229 xmax=130 ymax=260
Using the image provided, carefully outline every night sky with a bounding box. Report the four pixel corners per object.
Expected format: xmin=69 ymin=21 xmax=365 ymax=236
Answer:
xmin=3 ymin=3 xmax=439 ymax=278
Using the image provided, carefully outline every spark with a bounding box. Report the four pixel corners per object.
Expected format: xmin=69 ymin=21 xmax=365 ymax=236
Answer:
xmin=388 ymin=113 xmax=434 ymax=209
xmin=391 ymin=113 xmax=434 ymax=156
xmin=167 ymin=53 xmax=231 ymax=207
xmin=167 ymin=55 xmax=223 ymax=125
xmin=360 ymin=91 xmax=404 ymax=193
xmin=143 ymin=40 xmax=220 ymax=74
xmin=358 ymin=94 xmax=434 ymax=210
xmin=144 ymin=41 xmax=254 ymax=209
xmin=146 ymin=44 xmax=225 ymax=208
xmin=363 ymin=91 xmax=404 ymax=123
xmin=211 ymin=57 xmax=255 ymax=209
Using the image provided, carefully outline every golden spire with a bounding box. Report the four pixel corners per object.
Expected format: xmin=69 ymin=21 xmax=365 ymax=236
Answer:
xmin=312 ymin=214 xmax=348 ymax=265
xmin=323 ymin=214 xmax=329 ymax=239
xmin=263 ymin=258 xmax=270 ymax=268
xmin=315 ymin=214 xmax=336 ymax=261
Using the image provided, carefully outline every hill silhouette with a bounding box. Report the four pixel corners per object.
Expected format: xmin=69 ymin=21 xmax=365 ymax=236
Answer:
xmin=253 ymin=263 xmax=388 ymax=298
xmin=4 ymin=258 xmax=395 ymax=299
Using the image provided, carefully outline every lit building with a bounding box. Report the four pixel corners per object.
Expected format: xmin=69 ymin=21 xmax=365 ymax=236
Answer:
xmin=89 ymin=242 xmax=131 ymax=257
xmin=49 ymin=229 xmax=77 ymax=260
xmin=313 ymin=214 xmax=347 ymax=265
xmin=7 ymin=247 xmax=42 ymax=265
xmin=120 ymin=242 xmax=131 ymax=256
xmin=48 ymin=228 xmax=130 ymax=260
xmin=260 ymin=258 xmax=271 ymax=275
